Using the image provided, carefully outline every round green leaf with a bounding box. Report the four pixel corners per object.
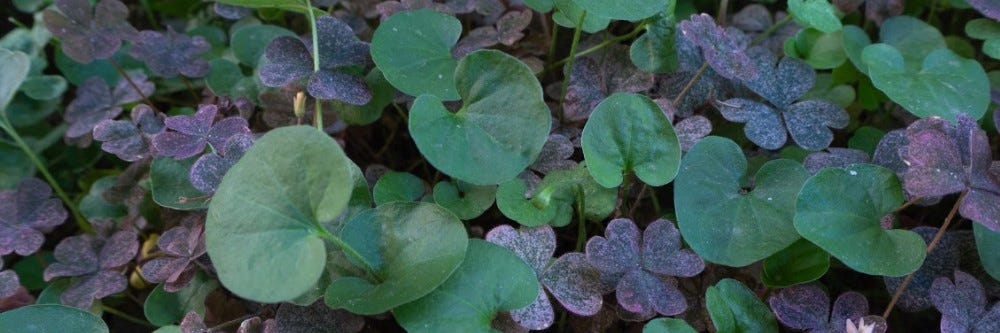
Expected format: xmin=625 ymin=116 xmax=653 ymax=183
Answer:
xmin=974 ymin=223 xmax=1000 ymax=282
xmin=373 ymin=171 xmax=425 ymax=205
xmin=0 ymin=142 xmax=34 ymax=190
xmin=794 ymin=164 xmax=926 ymax=277
xmin=841 ymin=25 xmax=872 ymax=74
xmin=151 ymin=157 xmax=210 ymax=210
xmin=206 ymin=126 xmax=355 ymax=303
xmin=572 ymin=0 xmax=669 ymax=21
xmin=395 ymin=239 xmax=539 ymax=333
xmin=862 ymin=44 xmax=989 ymax=122
xmin=788 ymin=28 xmax=846 ymax=70
xmin=371 ymin=9 xmax=462 ymax=101
xmin=496 ymin=177 xmax=560 ymax=227
xmin=231 ymin=24 xmax=296 ymax=67
xmin=0 ymin=49 xmax=30 ymax=111
xmin=432 ymin=180 xmax=496 ymax=220
xmin=325 ymin=201 xmax=468 ymax=315
xmin=787 ymin=0 xmax=842 ymax=33
xmin=761 ymin=238 xmax=830 ymax=287
xmin=581 ymin=93 xmax=680 ymax=188
xmin=675 ymin=136 xmax=810 ymax=266
xmin=143 ymin=273 xmax=218 ymax=326
xmin=80 ymin=176 xmax=127 ymax=220
xmin=630 ymin=10 xmax=679 ymax=73
xmin=552 ymin=0 xmax=611 ymax=33
xmin=409 ymin=50 xmax=550 ymax=185
xmin=878 ymin=16 xmax=946 ymax=70
xmin=0 ymin=304 xmax=108 ymax=333
xmin=20 ymin=75 xmax=67 ymax=101
xmin=705 ymin=279 xmax=778 ymax=333
xmin=643 ymin=318 xmax=698 ymax=333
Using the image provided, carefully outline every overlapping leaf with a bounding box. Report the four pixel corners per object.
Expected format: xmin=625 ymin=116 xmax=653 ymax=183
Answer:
xmin=0 ymin=178 xmax=67 ymax=256
xmin=42 ymin=0 xmax=137 ymax=64
xmin=43 ymin=228 xmax=138 ymax=308
xmin=803 ymin=148 xmax=870 ymax=174
xmin=152 ymin=104 xmax=251 ymax=159
xmin=129 ymin=28 xmax=210 ymax=78
xmin=64 ymin=73 xmax=154 ymax=140
xmin=530 ymin=134 xmax=577 ymax=174
xmin=189 ymin=134 xmax=254 ymax=194
xmin=931 ymin=271 xmax=1000 ymax=333
xmin=452 ymin=10 xmax=533 ymax=58
xmin=564 ymin=45 xmax=654 ymax=121
xmin=275 ymin=301 xmax=364 ymax=333
xmin=884 ymin=227 xmax=968 ymax=313
xmin=0 ymin=260 xmax=20 ymax=299
xmin=769 ymin=284 xmax=888 ymax=333
xmin=677 ymin=14 xmax=757 ymax=80
xmin=833 ymin=0 xmax=903 ymax=25
xmin=497 ymin=163 xmax=615 ymax=227
xmin=93 ymin=104 xmax=165 ymax=162
xmin=141 ymin=220 xmax=207 ymax=292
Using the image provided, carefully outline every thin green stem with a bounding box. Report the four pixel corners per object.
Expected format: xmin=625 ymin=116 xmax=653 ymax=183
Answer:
xmin=544 ymin=22 xmax=647 ymax=75
xmin=317 ymin=229 xmax=380 ymax=282
xmin=558 ymin=11 xmax=587 ymax=120
xmin=648 ymin=186 xmax=662 ymax=217
xmin=546 ymin=16 xmax=559 ymax=66
xmin=574 ymin=185 xmax=587 ymax=251
xmin=306 ymin=0 xmax=321 ymax=73
xmin=751 ymin=15 xmax=793 ymax=45
xmin=179 ymin=75 xmax=200 ymax=101
xmin=101 ymin=305 xmax=154 ymax=328
xmin=314 ymin=100 xmax=323 ymax=131
xmin=673 ymin=62 xmax=708 ymax=105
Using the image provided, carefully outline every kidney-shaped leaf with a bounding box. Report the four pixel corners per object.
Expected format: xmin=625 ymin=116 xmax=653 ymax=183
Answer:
xmin=205 ymin=126 xmax=354 ymax=303
xmin=395 ymin=239 xmax=539 ymax=333
xmin=409 ymin=50 xmax=550 ymax=185
xmin=325 ymin=201 xmax=468 ymax=315
xmin=0 ymin=304 xmax=108 ymax=333
xmin=582 ymin=93 xmax=680 ymax=188
xmin=571 ymin=0 xmax=668 ymax=21
xmin=675 ymin=136 xmax=810 ymax=266
xmin=794 ymin=164 xmax=926 ymax=276
xmin=371 ymin=9 xmax=461 ymax=101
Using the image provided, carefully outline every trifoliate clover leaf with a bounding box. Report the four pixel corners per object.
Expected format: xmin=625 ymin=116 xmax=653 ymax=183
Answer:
xmin=803 ymin=148 xmax=870 ymax=174
xmin=0 ymin=178 xmax=67 ymax=256
xmin=678 ymin=14 xmax=757 ymax=81
xmin=899 ymin=115 xmax=1000 ymax=231
xmin=128 ymin=27 xmax=210 ymax=78
xmin=93 ymin=104 xmax=165 ymax=162
xmin=530 ymin=134 xmax=577 ymax=174
xmin=585 ymin=219 xmax=704 ymax=319
xmin=452 ymin=10 xmax=533 ymax=58
xmin=65 ymin=73 xmax=155 ymax=140
xmin=141 ymin=221 xmax=207 ymax=292
xmin=769 ymin=284 xmax=888 ymax=333
xmin=884 ymin=227 xmax=967 ymax=313
xmin=42 ymin=0 xmax=137 ymax=64
xmin=275 ymin=301 xmax=365 ymax=333
xmin=931 ymin=271 xmax=1000 ymax=333
xmin=259 ymin=16 xmax=371 ymax=105
xmin=43 ymin=229 xmax=138 ymax=309
xmin=969 ymin=0 xmax=1000 ymax=21
xmin=564 ymin=45 xmax=654 ymax=121
xmin=152 ymin=104 xmax=251 ymax=159
xmin=189 ymin=134 xmax=254 ymax=194
xmin=0 ymin=260 xmax=19 ymax=299
xmin=833 ymin=0 xmax=904 ymax=25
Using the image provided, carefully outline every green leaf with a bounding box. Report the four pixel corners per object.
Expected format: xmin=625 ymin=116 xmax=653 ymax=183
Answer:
xmin=13 ymin=252 xmax=53 ymax=291
xmin=0 ymin=304 xmax=108 ymax=333
xmin=551 ymin=0 xmax=611 ymax=33
xmin=787 ymin=28 xmax=846 ymax=69
xmin=761 ymin=238 xmax=830 ymax=287
xmin=371 ymin=9 xmax=462 ymax=101
xmin=0 ymin=49 xmax=30 ymax=112
xmin=705 ymin=279 xmax=778 ymax=333
xmin=787 ymin=0 xmax=842 ymax=33
xmin=205 ymin=59 xmax=258 ymax=100
xmin=409 ymin=50 xmax=550 ymax=185
xmin=213 ymin=0 xmax=324 ymax=15
xmin=581 ymin=93 xmax=680 ymax=188
xmin=572 ymin=0 xmax=670 ymax=21
xmin=841 ymin=25 xmax=872 ymax=74
xmin=373 ymin=171 xmax=425 ymax=205
xmin=974 ymin=223 xmax=1000 ymax=282
xmin=333 ymin=68 xmax=392 ymax=126
xmin=231 ymin=24 xmax=296 ymax=67
xmin=325 ymin=201 xmax=468 ymax=315
xmin=843 ymin=17 xmax=946 ymax=75
xmin=496 ymin=177 xmax=560 ymax=227
xmin=524 ymin=0 xmax=554 ymax=12
xmin=432 ymin=180 xmax=497 ymax=220
xmin=496 ymin=163 xmax=615 ymax=227
xmin=863 ymin=45 xmax=989 ymax=122
xmin=0 ymin=142 xmax=34 ymax=190
xmin=643 ymin=318 xmax=698 ymax=333
xmin=151 ymin=157 xmax=210 ymax=211
xmin=965 ymin=19 xmax=1000 ymax=60
xmin=79 ymin=176 xmax=127 ymax=221
xmin=206 ymin=126 xmax=355 ymax=303
xmin=630 ymin=10 xmax=679 ymax=73
xmin=20 ymin=75 xmax=67 ymax=101
xmin=143 ymin=273 xmax=218 ymax=326
xmin=794 ymin=164 xmax=926 ymax=276
xmin=675 ymin=136 xmax=810 ymax=266
xmin=394 ymin=239 xmax=539 ymax=333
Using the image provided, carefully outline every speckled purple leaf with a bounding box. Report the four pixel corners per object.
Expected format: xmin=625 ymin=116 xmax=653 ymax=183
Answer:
xmin=275 ymin=301 xmax=365 ymax=333
xmin=530 ymin=134 xmax=577 ymax=174
xmin=315 ymin=16 xmax=369 ymax=69
xmin=783 ymin=100 xmax=849 ymax=151
xmin=742 ymin=47 xmax=814 ymax=109
xmin=307 ymin=69 xmax=372 ymax=105
xmin=141 ymin=220 xmax=207 ymax=292
xmin=769 ymin=284 xmax=830 ymax=331
xmin=960 ymin=190 xmax=1000 ymax=232
xmin=804 ymin=148 xmax=871 ymax=174
xmin=43 ymin=0 xmax=137 ymax=63
xmin=452 ymin=10 xmax=532 ymax=58
xmin=510 ymin=285 xmax=554 ymax=330
xmin=453 ymin=27 xmax=499 ymax=59
xmin=497 ymin=10 xmax=532 ymax=46
xmin=564 ymin=46 xmax=654 ymax=121
xmin=830 ymin=292 xmax=870 ymax=330
xmin=718 ymin=98 xmax=787 ymax=150
xmin=43 ymin=230 xmax=138 ymax=308
xmin=900 ymin=118 xmax=968 ymax=197
xmin=64 ymin=74 xmax=155 ymax=139
xmin=259 ymin=36 xmax=314 ymax=87
xmin=641 ymin=219 xmax=704 ymax=278
xmin=93 ymin=104 xmax=165 ymax=161
xmin=652 ymin=70 xmax=718 ymax=117
xmin=485 ymin=224 xmax=556 ymax=274
xmin=129 ymin=28 xmax=210 ymax=78
xmin=181 ymin=311 xmax=208 ymax=333
xmin=0 ymin=178 xmax=67 ymax=256
xmin=60 ymin=270 xmax=127 ymax=309
xmin=678 ymin=14 xmax=757 ymax=80
xmin=930 ymin=271 xmax=1000 ymax=333
xmin=586 ymin=218 xmax=642 ymax=277
xmin=214 ymin=3 xmax=252 ymax=20
xmin=617 ymin=270 xmax=686 ymax=318
xmin=237 ymin=317 xmax=277 ymax=333
xmin=0 ymin=261 xmax=20 ymax=299
xmin=377 ymin=0 xmax=453 ymax=20
xmin=732 ymin=4 xmax=773 ymax=32
xmin=153 ymin=105 xmax=251 ymax=159
xmin=884 ymin=227 xmax=964 ymax=312
xmin=189 ymin=134 xmax=254 ymax=194
xmin=675 ymin=116 xmax=712 ymax=151
xmin=540 ymin=253 xmax=604 ymax=316
xmin=872 ymin=129 xmax=908 ymax=175
xmin=968 ymin=0 xmax=1000 ymax=21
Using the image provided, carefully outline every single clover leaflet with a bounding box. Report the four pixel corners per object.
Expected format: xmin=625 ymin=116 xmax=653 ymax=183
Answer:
xmin=769 ymin=284 xmax=888 ymax=333
xmin=564 ymin=45 xmax=654 ymax=121
xmin=140 ymin=218 xmax=207 ymax=292
xmin=190 ymin=134 xmax=254 ymax=194
xmin=43 ymin=227 xmax=139 ymax=309
xmin=585 ymin=218 xmax=705 ymax=320
xmin=968 ymin=0 xmax=1000 ymax=21
xmin=732 ymin=4 xmax=800 ymax=55
xmin=677 ymin=13 xmax=758 ymax=81
xmin=0 ymin=260 xmax=20 ymax=299
xmin=93 ymin=104 xmax=166 ymax=162
xmin=452 ymin=10 xmax=533 ymax=58
xmin=128 ymin=27 xmax=211 ymax=78
xmin=152 ymin=104 xmax=252 ymax=159
xmin=64 ymin=73 xmax=155 ymax=140
xmin=675 ymin=115 xmax=712 ymax=151
xmin=529 ymin=134 xmax=577 ymax=174
xmin=0 ymin=178 xmax=68 ymax=256
xmin=931 ymin=271 xmax=1000 ymax=333
xmin=259 ymin=16 xmax=372 ymax=105
xmin=42 ymin=0 xmax=137 ymax=64
xmin=486 ymin=224 xmax=605 ymax=330
xmin=718 ymin=46 xmax=848 ymax=151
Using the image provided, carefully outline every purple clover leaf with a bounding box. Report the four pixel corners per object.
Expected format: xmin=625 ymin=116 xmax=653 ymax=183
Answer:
xmin=214 ymin=3 xmax=253 ymax=20
xmin=42 ymin=228 xmax=139 ymax=309
xmin=678 ymin=13 xmax=757 ymax=81
xmin=486 ymin=225 xmax=604 ymax=330
xmin=803 ymin=148 xmax=871 ymax=174
xmin=181 ymin=311 xmax=208 ymax=333
xmin=884 ymin=227 xmax=967 ymax=313
xmin=584 ymin=219 xmax=704 ymax=320
xmin=931 ymin=271 xmax=1000 ymax=333
xmin=529 ymin=134 xmax=577 ymax=175
xmin=452 ymin=10 xmax=533 ymax=58
xmin=0 ymin=260 xmax=20 ymax=299
xmin=769 ymin=284 xmax=888 ymax=333
xmin=899 ymin=115 xmax=1000 ymax=232
xmin=152 ymin=104 xmax=251 ymax=159
xmin=675 ymin=115 xmax=712 ymax=151
xmin=564 ymin=45 xmax=654 ymax=121
xmin=93 ymin=104 xmax=166 ymax=162
xmin=141 ymin=219 xmax=207 ymax=292
xmin=872 ymin=129 xmax=908 ymax=175
xmin=0 ymin=178 xmax=67 ymax=256
xmin=128 ymin=27 xmax=211 ymax=78
xmin=376 ymin=0 xmax=454 ymax=20
xmin=969 ymin=0 xmax=1000 ymax=22
xmin=732 ymin=5 xmax=800 ymax=55
xmin=190 ymin=134 xmax=254 ymax=194
xmin=259 ymin=16 xmax=371 ymax=105
xmin=42 ymin=0 xmax=137 ymax=64
xmin=64 ymin=73 xmax=155 ymax=140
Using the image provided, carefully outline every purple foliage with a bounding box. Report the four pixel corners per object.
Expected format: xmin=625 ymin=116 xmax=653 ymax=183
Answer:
xmin=152 ymin=104 xmax=251 ymax=159
xmin=190 ymin=134 xmax=254 ymax=194
xmin=803 ymin=148 xmax=871 ymax=174
xmin=486 ymin=225 xmax=604 ymax=330
xmin=259 ymin=16 xmax=371 ymax=105
xmin=0 ymin=178 xmax=67 ymax=256
xmin=43 ymin=228 xmax=139 ymax=309
xmin=0 ymin=260 xmax=20 ymax=299
xmin=872 ymin=129 xmax=908 ymax=175
xmin=64 ymin=74 xmax=155 ymax=140
xmin=678 ymin=14 xmax=757 ymax=81
xmin=181 ymin=311 xmax=208 ymax=333
xmin=884 ymin=227 xmax=965 ymax=313
xmin=238 ymin=317 xmax=277 ymax=333
xmin=769 ymin=284 xmax=888 ymax=333
xmin=931 ymin=271 xmax=1000 ymax=333
xmin=275 ymin=301 xmax=365 ymax=333
xmin=834 ymin=0 xmax=904 ymax=25
xmin=140 ymin=218 xmax=207 ymax=292
xmin=530 ymin=134 xmax=577 ymax=174
xmin=968 ymin=0 xmax=1000 ymax=21
xmin=128 ymin=27 xmax=211 ymax=78
xmin=453 ymin=10 xmax=532 ymax=58
xmin=899 ymin=115 xmax=1000 ymax=232
xmin=675 ymin=115 xmax=712 ymax=151
xmin=564 ymin=45 xmax=654 ymax=121
xmin=93 ymin=104 xmax=166 ymax=161
xmin=584 ymin=219 xmax=704 ymax=320
xmin=732 ymin=5 xmax=799 ymax=55
xmin=214 ymin=3 xmax=253 ymax=20
xmin=42 ymin=0 xmax=137 ymax=64
xmin=377 ymin=0 xmax=453 ymax=20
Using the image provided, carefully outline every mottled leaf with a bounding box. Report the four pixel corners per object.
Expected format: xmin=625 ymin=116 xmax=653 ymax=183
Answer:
xmin=129 ymin=28 xmax=210 ymax=78
xmin=64 ymin=73 xmax=154 ymax=139
xmin=141 ymin=221 xmax=207 ymax=292
xmin=884 ymin=227 xmax=964 ymax=312
xmin=931 ymin=271 xmax=1000 ymax=333
xmin=783 ymin=99 xmax=850 ymax=151
xmin=718 ymin=98 xmax=786 ymax=150
xmin=803 ymin=148 xmax=870 ymax=174
xmin=43 ymin=229 xmax=138 ymax=308
xmin=153 ymin=104 xmax=251 ymax=159
xmin=0 ymin=178 xmax=67 ymax=256
xmin=678 ymin=14 xmax=757 ymax=80
xmin=189 ymin=134 xmax=254 ymax=194
xmin=93 ymin=104 xmax=165 ymax=162
xmin=275 ymin=301 xmax=364 ymax=333
xmin=42 ymin=0 xmax=137 ymax=63
xmin=674 ymin=115 xmax=712 ymax=151
xmin=565 ymin=46 xmax=654 ymax=121
xmin=540 ymin=253 xmax=604 ymax=316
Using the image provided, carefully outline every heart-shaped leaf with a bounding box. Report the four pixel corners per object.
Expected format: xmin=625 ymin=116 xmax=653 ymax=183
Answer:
xmin=409 ymin=49 xmax=550 ymax=185
xmin=630 ymin=9 xmax=679 ymax=74
xmin=143 ymin=273 xmax=217 ymax=326
xmin=572 ymin=0 xmax=669 ymax=21
xmin=788 ymin=0 xmax=843 ymax=33
xmin=0 ymin=304 xmax=108 ymax=333
xmin=371 ymin=9 xmax=461 ymax=100
xmin=325 ymin=201 xmax=468 ymax=315
xmin=675 ymin=136 xmax=810 ymax=266
xmin=581 ymin=93 xmax=680 ymax=188
xmin=761 ymin=239 xmax=830 ymax=287
xmin=705 ymin=279 xmax=779 ymax=333
xmin=205 ymin=126 xmax=354 ymax=303
xmin=643 ymin=318 xmax=697 ymax=333
xmin=794 ymin=164 xmax=926 ymax=276
xmin=432 ymin=180 xmax=496 ymax=220
xmin=372 ymin=171 xmax=425 ymax=205
xmin=394 ymin=239 xmax=539 ymax=332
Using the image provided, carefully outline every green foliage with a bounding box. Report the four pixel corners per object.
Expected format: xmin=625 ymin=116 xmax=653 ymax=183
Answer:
xmin=373 ymin=171 xmax=425 ymax=205
xmin=572 ymin=0 xmax=671 ymax=21
xmin=432 ymin=180 xmax=497 ymax=220
xmin=150 ymin=157 xmax=210 ymax=210
xmin=787 ymin=0 xmax=842 ymax=33
xmin=974 ymin=223 xmax=1000 ymax=282
xmin=371 ymin=9 xmax=462 ymax=100
xmin=143 ymin=273 xmax=217 ymax=326
xmin=705 ymin=279 xmax=778 ymax=333
xmin=643 ymin=318 xmax=698 ymax=333
xmin=0 ymin=49 xmax=30 ymax=111
xmin=0 ymin=304 xmax=108 ymax=333
xmin=761 ymin=239 xmax=830 ymax=287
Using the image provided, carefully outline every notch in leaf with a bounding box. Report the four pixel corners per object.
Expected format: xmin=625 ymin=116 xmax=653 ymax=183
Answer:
xmin=64 ymin=74 xmax=155 ymax=141
xmin=43 ymin=227 xmax=138 ymax=309
xmin=0 ymin=178 xmax=68 ymax=256
xmin=42 ymin=0 xmax=137 ymax=64
xmin=93 ymin=104 xmax=165 ymax=162
xmin=930 ymin=271 xmax=1000 ymax=332
xmin=152 ymin=104 xmax=251 ymax=160
xmin=769 ymin=284 xmax=887 ymax=333
xmin=128 ymin=27 xmax=211 ymax=78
